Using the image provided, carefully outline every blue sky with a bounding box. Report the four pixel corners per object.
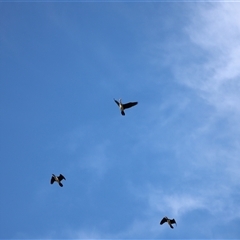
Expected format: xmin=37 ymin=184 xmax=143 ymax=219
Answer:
xmin=1 ymin=2 xmax=240 ymax=239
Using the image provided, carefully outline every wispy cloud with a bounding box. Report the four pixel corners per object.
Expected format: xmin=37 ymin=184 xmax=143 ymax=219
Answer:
xmin=121 ymin=3 xmax=240 ymax=237
xmin=182 ymin=3 xmax=240 ymax=113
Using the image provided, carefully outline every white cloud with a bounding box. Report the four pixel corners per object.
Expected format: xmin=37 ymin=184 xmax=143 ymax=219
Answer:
xmin=149 ymin=191 xmax=204 ymax=217
xmin=182 ymin=3 xmax=240 ymax=113
xmin=176 ymin=2 xmax=240 ymax=181
xmin=122 ymin=4 xmax=240 ymax=236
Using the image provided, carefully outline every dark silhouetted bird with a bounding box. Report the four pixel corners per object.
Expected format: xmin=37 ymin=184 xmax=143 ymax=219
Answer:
xmin=50 ymin=174 xmax=66 ymax=187
xmin=114 ymin=98 xmax=138 ymax=116
xmin=160 ymin=216 xmax=177 ymax=229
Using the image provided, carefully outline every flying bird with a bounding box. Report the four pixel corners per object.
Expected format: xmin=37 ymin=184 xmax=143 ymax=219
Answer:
xmin=50 ymin=174 xmax=66 ymax=187
xmin=160 ymin=216 xmax=177 ymax=229
xmin=114 ymin=98 xmax=138 ymax=116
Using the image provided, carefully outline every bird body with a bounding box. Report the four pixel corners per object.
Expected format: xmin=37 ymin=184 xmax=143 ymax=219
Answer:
xmin=51 ymin=174 xmax=66 ymax=187
xmin=160 ymin=216 xmax=177 ymax=229
xmin=114 ymin=98 xmax=138 ymax=116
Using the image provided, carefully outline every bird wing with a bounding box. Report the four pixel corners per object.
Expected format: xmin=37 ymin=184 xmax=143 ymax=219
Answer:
xmin=114 ymin=99 xmax=120 ymax=106
xmin=170 ymin=219 xmax=177 ymax=225
xmin=122 ymin=102 xmax=138 ymax=109
xmin=160 ymin=217 xmax=167 ymax=225
xmin=58 ymin=174 xmax=66 ymax=181
xmin=50 ymin=176 xmax=55 ymax=184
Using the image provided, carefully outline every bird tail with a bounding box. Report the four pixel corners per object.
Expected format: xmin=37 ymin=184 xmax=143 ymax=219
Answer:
xmin=59 ymin=182 xmax=63 ymax=187
xmin=121 ymin=110 xmax=125 ymax=116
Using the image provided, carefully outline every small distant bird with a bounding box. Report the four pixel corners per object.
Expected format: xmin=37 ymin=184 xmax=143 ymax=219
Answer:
xmin=50 ymin=174 xmax=66 ymax=187
xmin=114 ymin=98 xmax=138 ymax=116
xmin=160 ymin=216 xmax=177 ymax=229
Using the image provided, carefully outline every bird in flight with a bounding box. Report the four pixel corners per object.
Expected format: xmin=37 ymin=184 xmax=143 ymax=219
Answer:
xmin=50 ymin=174 xmax=66 ymax=187
xmin=160 ymin=216 xmax=177 ymax=229
xmin=114 ymin=98 xmax=138 ymax=116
